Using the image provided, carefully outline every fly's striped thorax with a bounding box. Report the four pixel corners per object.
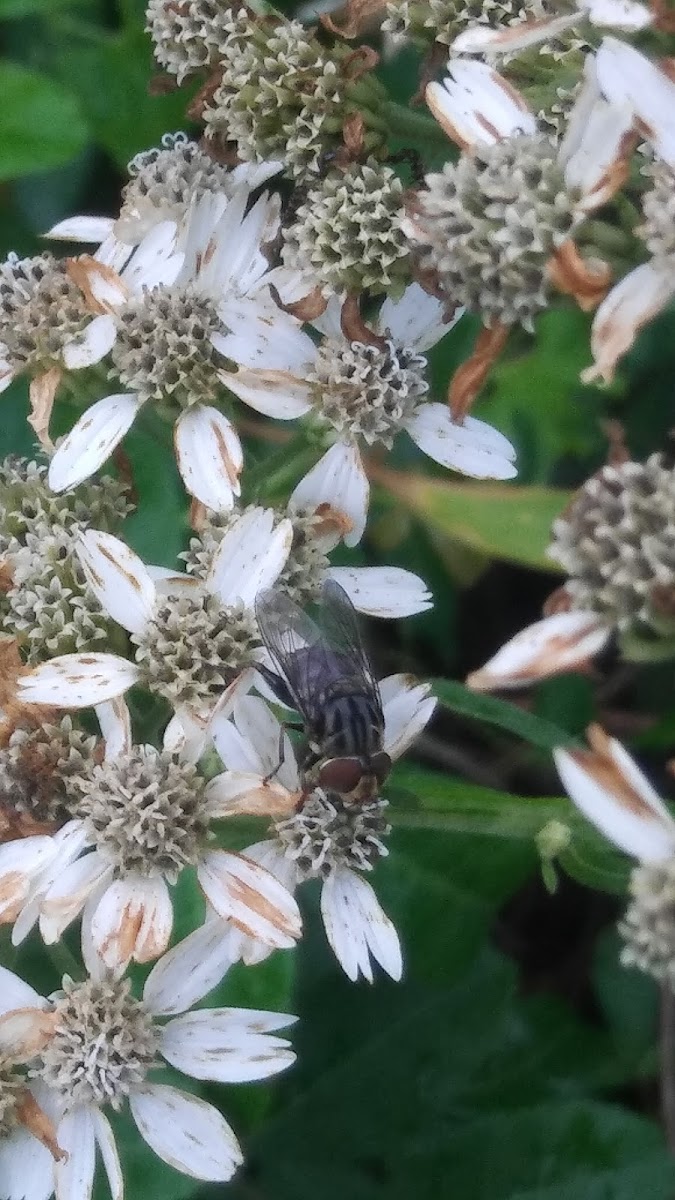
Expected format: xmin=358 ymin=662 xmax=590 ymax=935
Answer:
xmin=320 ymin=692 xmax=383 ymax=758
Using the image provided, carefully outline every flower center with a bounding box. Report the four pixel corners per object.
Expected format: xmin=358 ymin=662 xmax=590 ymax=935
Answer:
xmin=0 ymin=1060 xmax=25 ymax=1136
xmin=308 ymin=337 xmax=428 ymax=447
xmin=111 ymin=286 xmax=223 ymax=409
xmin=0 ymin=457 xmax=130 ymax=554
xmin=117 ymin=133 xmax=236 ymax=243
xmin=72 ymin=747 xmax=209 ymax=878
xmin=34 ymin=978 xmax=159 ymax=1111
xmin=620 ymin=858 xmax=675 ymax=987
xmin=0 ymin=254 xmax=89 ymax=373
xmin=0 ymin=717 xmax=99 ymax=826
xmin=131 ymin=589 xmax=258 ymax=709
xmin=274 ymin=791 xmax=390 ymax=880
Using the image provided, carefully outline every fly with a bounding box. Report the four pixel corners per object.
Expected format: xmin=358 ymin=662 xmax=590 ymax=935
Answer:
xmin=254 ymin=579 xmax=391 ymax=802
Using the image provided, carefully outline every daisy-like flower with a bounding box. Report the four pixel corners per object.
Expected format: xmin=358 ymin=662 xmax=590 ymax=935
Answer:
xmin=48 ymin=132 xmax=282 ymax=251
xmin=218 ymin=285 xmax=517 ymax=546
xmin=554 ymin=725 xmax=675 ymax=986
xmin=1 ymin=693 xmax=301 ymax=973
xmin=16 ymin=511 xmax=293 ymax=723
xmin=0 ymin=965 xmax=64 ymax=1200
xmin=0 ymin=953 xmax=297 ymax=1195
xmin=406 ymin=56 xmax=635 ymax=334
xmin=451 ymin=0 xmax=652 ymax=57
xmin=182 ymin=501 xmax=433 ymax=617
xmin=47 ymin=185 xmax=285 ymax=511
xmin=198 ymin=677 xmax=436 ymax=982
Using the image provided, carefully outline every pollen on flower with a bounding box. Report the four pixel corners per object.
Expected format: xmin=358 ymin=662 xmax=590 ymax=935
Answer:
xmin=274 ymin=791 xmax=390 ymax=880
xmin=33 ymin=976 xmax=159 ymax=1111
xmin=131 ymin=589 xmax=258 ymax=708
xmin=620 ymin=858 xmax=675 ymax=987
xmin=146 ymin=0 xmax=249 ymax=82
xmin=408 ymin=134 xmax=577 ymax=330
xmin=548 ymin=454 xmax=675 ymax=633
xmin=72 ymin=746 xmax=209 ymax=878
xmin=0 ymin=254 xmax=90 ymax=375
xmin=111 ymin=286 xmax=223 ymax=408
xmin=117 ymin=132 xmax=243 ymax=243
xmin=307 ymin=337 xmax=428 ymax=446
xmin=0 ymin=716 xmax=99 ymax=826
xmin=281 ymin=160 xmax=411 ymax=296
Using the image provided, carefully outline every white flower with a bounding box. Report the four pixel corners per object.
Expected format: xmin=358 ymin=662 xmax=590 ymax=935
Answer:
xmin=0 ymin=955 xmax=297 ymax=1197
xmin=0 ymin=694 xmax=302 ymax=974
xmin=217 ymin=284 xmax=517 ymax=546
xmin=47 ymin=187 xmax=286 ymax=511
xmin=451 ymin=0 xmax=652 ymax=57
xmin=199 ymin=677 xmax=436 ymax=982
xmin=17 ymin=512 xmax=293 ymax=719
xmin=595 ymin=36 xmax=675 ymax=171
xmin=183 ymin=502 xmax=433 ymax=618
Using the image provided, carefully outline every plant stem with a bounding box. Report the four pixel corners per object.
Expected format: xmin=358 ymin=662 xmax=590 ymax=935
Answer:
xmin=661 ymin=984 xmax=675 ymax=1155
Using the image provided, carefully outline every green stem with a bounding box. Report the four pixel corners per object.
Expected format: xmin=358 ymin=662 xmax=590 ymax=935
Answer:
xmin=380 ymin=100 xmax=452 ymax=148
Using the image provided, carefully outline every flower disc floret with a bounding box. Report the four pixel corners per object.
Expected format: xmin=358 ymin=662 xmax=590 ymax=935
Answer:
xmin=0 ymin=716 xmax=98 ymax=826
xmin=308 ymin=337 xmax=428 ymax=446
xmin=146 ymin=0 xmax=249 ymax=82
xmin=640 ymin=163 xmax=675 ymax=261
xmin=383 ymin=0 xmax=527 ymax=44
xmin=620 ymin=858 xmax=675 ymax=987
xmin=274 ymin=791 xmax=390 ymax=880
xmin=73 ymin=746 xmax=209 ymax=877
xmin=549 ymin=454 xmax=675 ymax=632
xmin=0 ymin=1061 xmax=25 ymax=1135
xmin=281 ymin=160 xmax=410 ymax=295
xmin=0 ymin=254 xmax=89 ymax=373
xmin=111 ymin=287 xmax=223 ymax=408
xmin=131 ymin=590 xmax=258 ymax=708
xmin=0 ymin=459 xmax=130 ymax=554
xmin=34 ymin=977 xmax=159 ymax=1111
xmin=411 ymin=133 xmax=577 ymax=329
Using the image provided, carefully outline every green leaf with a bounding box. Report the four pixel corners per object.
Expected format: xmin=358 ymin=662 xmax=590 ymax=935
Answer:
xmin=433 ymin=677 xmax=577 ymax=749
xmin=0 ymin=61 xmax=89 ymax=179
xmin=381 ymin=470 xmax=571 ymax=571
xmin=0 ymin=0 xmax=75 ymax=15
xmin=122 ymin=423 xmax=188 ymax=569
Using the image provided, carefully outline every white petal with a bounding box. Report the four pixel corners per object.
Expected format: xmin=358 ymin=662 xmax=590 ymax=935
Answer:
xmin=54 ymin=1107 xmax=96 ymax=1200
xmin=121 ymin=220 xmax=182 ymax=292
xmin=0 ymin=837 xmax=57 ymax=920
xmin=46 ymin=215 xmax=115 ymax=243
xmin=198 ymin=849 xmax=301 ymax=948
xmin=204 ymin=771 xmax=295 ymax=819
xmin=381 ymin=674 xmax=436 ymax=761
xmin=174 ymin=405 xmax=243 ymax=511
xmin=452 ymin=12 xmax=578 ymax=53
xmin=0 ymin=965 xmax=43 ymax=1015
xmin=321 ymin=867 xmax=402 ymax=983
xmin=18 ymin=654 xmax=142 ymax=707
xmin=48 ymin=393 xmax=143 ymax=491
xmin=581 ymin=0 xmax=652 ymax=29
xmin=582 ymin=262 xmax=675 ymax=385
xmin=92 ymin=1110 xmax=122 ymax=1200
xmin=377 ymin=283 xmax=463 ymax=353
xmin=96 ymin=696 xmax=132 ymax=760
xmin=143 ymin=919 xmax=235 ymax=1016
xmin=77 ymin=530 xmax=155 ymax=634
xmin=561 ymin=58 xmax=634 ymax=212
xmin=0 ymin=1127 xmax=54 ymax=1200
xmin=130 ymin=1084 xmax=243 ymax=1182
xmin=221 ymin=366 xmax=313 ymax=419
xmin=89 ymin=875 xmax=173 ymax=970
xmin=596 ymin=36 xmax=675 ymax=169
xmin=405 ymin=405 xmax=517 ymax=480
xmin=62 ymin=314 xmax=117 ymax=370
xmin=554 ymin=727 xmax=675 ymax=863
xmin=214 ymin=296 xmax=316 ymax=372
xmin=327 ymin=566 xmax=432 ymax=618
xmin=216 ymin=694 xmax=300 ymax=790
xmin=163 ymin=708 xmax=209 ymax=764
xmin=40 ymin=852 xmax=112 ymax=943
xmin=160 ymin=1008 xmax=295 ymax=1082
xmin=466 ymin=611 xmax=613 ymax=691
xmin=426 ymin=59 xmax=535 ymax=148
xmin=290 ymin=441 xmax=369 ymax=548
xmin=207 ymin=507 xmax=292 ymax=608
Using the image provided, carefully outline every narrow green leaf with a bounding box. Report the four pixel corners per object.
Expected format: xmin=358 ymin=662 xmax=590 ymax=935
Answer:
xmin=433 ymin=677 xmax=578 ymax=749
xmin=380 ymin=469 xmax=571 ymax=570
xmin=0 ymin=61 xmax=89 ymax=179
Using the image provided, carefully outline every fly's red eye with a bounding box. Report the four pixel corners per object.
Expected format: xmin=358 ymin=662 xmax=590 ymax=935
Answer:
xmin=317 ymin=757 xmax=364 ymax=794
xmin=371 ymin=751 xmax=392 ymax=785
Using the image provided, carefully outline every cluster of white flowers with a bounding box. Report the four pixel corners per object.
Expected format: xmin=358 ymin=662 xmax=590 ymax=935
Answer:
xmin=1 ymin=0 xmax=675 ymax=1193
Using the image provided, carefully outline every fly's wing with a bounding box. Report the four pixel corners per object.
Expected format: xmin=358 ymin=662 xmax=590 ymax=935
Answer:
xmin=255 ymin=588 xmax=328 ymax=721
xmin=318 ymin=579 xmax=384 ymax=725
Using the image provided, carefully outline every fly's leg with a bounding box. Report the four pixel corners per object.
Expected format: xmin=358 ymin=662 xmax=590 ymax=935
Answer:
xmin=263 ymin=722 xmax=303 ymax=785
